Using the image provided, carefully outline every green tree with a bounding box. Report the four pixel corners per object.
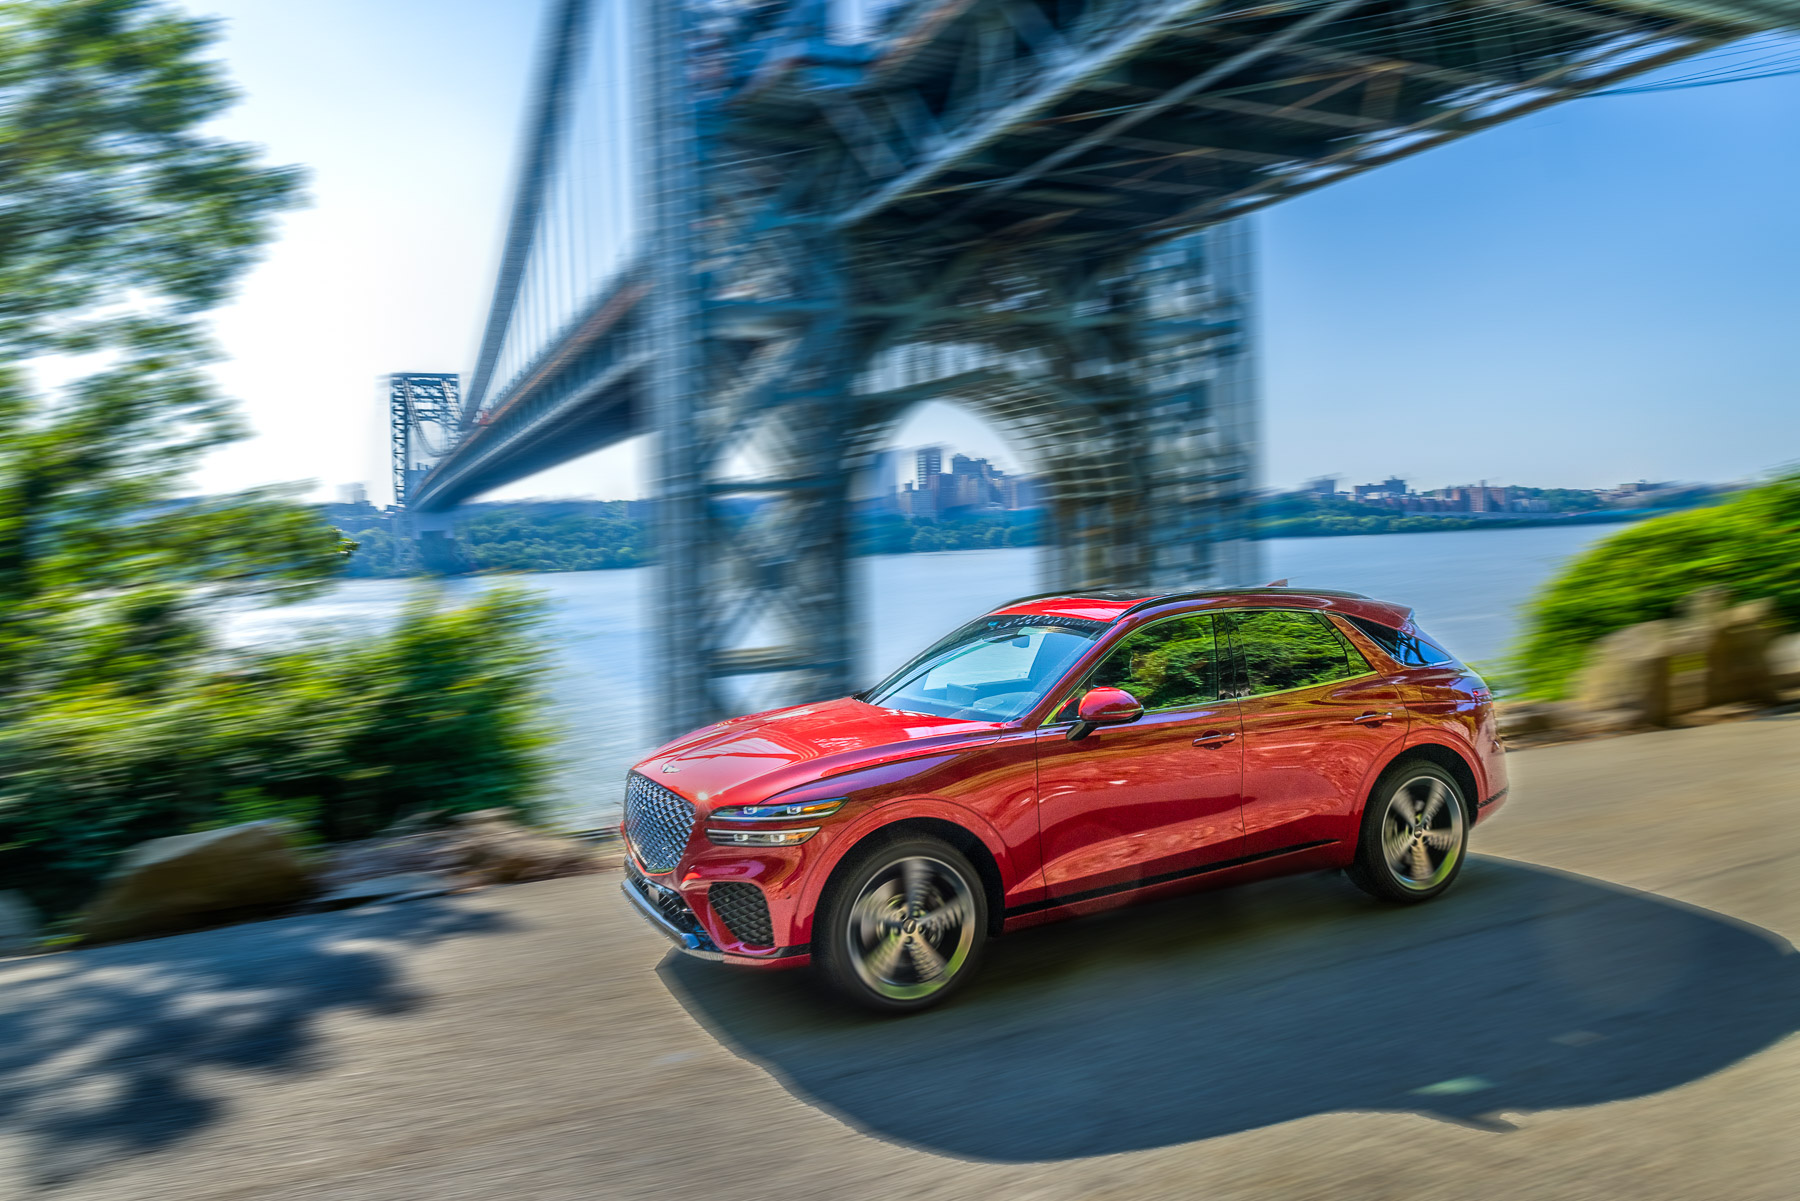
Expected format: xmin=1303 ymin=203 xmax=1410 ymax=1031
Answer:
xmin=0 ymin=3 xmax=554 ymax=919
xmin=0 ymin=0 xmax=341 ymax=696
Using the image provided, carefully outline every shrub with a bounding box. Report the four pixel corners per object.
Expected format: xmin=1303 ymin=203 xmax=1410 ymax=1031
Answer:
xmin=1509 ymin=473 xmax=1800 ymax=698
xmin=0 ymin=587 xmax=553 ymax=918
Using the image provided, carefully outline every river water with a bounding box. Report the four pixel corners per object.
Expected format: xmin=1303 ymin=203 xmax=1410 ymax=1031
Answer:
xmin=230 ymin=524 xmax=1618 ymax=826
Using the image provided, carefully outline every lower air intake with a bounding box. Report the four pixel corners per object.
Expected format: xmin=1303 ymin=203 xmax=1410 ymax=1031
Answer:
xmin=709 ymin=882 xmax=774 ymax=948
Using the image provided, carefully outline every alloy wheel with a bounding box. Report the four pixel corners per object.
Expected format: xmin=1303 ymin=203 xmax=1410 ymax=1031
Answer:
xmin=1380 ymin=774 xmax=1465 ymax=892
xmin=846 ymin=855 xmax=977 ymax=1001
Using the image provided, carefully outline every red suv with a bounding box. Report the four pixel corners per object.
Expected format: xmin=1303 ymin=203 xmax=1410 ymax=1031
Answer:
xmin=621 ymin=587 xmax=1507 ymax=1011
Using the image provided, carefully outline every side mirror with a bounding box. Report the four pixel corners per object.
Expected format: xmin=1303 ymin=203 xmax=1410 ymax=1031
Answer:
xmin=1067 ymin=686 xmax=1144 ymax=741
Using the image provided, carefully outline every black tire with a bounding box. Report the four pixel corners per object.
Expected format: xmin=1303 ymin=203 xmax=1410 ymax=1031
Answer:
xmin=815 ymin=834 xmax=989 ymax=1014
xmin=1346 ymin=761 xmax=1470 ymax=904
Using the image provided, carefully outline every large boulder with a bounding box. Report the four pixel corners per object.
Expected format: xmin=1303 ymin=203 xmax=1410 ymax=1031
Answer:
xmin=451 ymin=810 xmax=594 ymax=884
xmin=78 ymin=820 xmax=310 ymax=943
xmin=0 ymin=891 xmax=41 ymax=957
xmin=1701 ymin=597 xmax=1779 ymax=707
xmin=1772 ymin=632 xmax=1800 ymax=694
xmin=1574 ymin=620 xmax=1674 ymax=728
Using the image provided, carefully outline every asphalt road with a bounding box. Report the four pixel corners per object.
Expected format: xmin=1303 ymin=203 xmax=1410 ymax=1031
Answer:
xmin=5 ymin=712 xmax=1799 ymax=1200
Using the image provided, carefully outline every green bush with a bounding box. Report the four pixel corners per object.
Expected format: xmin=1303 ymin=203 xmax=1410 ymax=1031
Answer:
xmin=0 ymin=588 xmax=552 ymax=918
xmin=1510 ymin=473 xmax=1800 ymax=698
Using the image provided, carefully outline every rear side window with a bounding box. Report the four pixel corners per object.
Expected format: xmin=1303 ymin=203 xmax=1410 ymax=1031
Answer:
xmin=1223 ymin=610 xmax=1370 ymax=696
xmin=1345 ymin=615 xmax=1455 ymax=667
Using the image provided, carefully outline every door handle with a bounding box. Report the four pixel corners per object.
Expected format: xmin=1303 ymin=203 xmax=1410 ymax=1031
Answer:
xmin=1351 ymin=711 xmax=1393 ymax=725
xmin=1192 ymin=731 xmax=1238 ymax=747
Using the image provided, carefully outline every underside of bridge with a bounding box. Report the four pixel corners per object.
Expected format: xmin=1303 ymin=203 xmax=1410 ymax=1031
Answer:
xmin=398 ymin=0 xmax=1797 ymax=735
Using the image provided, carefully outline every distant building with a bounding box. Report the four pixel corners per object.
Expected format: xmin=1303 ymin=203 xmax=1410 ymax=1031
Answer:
xmin=915 ymin=446 xmax=943 ymax=486
xmin=1353 ymin=477 xmax=1406 ymax=502
xmin=337 ymin=482 xmax=370 ymax=507
xmin=1302 ymin=475 xmax=1339 ymax=498
xmin=888 ymin=445 xmax=1038 ymax=516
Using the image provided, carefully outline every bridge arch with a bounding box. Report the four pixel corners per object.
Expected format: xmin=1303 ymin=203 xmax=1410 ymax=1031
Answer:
xmin=847 ymin=360 xmax=1141 ymax=590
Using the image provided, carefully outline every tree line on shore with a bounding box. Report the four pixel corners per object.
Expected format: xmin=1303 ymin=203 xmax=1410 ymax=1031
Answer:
xmin=334 ymin=504 xmax=1046 ymax=577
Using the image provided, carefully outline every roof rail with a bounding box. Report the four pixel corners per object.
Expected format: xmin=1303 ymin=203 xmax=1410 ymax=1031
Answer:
xmin=1117 ymin=585 xmax=1373 ymax=618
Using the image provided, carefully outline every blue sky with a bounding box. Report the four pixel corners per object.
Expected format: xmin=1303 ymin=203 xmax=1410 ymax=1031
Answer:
xmin=180 ymin=0 xmax=1800 ymax=502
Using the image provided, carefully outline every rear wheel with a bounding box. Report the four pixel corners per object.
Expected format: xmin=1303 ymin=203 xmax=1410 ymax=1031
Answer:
xmin=816 ymin=835 xmax=988 ymax=1014
xmin=1347 ymin=762 xmax=1469 ymax=903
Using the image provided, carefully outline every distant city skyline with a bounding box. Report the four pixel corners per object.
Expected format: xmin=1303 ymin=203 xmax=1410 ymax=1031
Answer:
xmin=171 ymin=1 xmax=1800 ymax=505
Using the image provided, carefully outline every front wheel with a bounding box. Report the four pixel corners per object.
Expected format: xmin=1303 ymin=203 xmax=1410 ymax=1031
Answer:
xmin=816 ymin=836 xmax=988 ymax=1014
xmin=1347 ymin=762 xmax=1469 ymax=903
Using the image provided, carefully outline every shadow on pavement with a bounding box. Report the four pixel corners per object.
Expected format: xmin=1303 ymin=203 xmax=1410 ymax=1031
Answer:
xmin=663 ymin=856 xmax=1800 ymax=1161
xmin=0 ymin=897 xmax=514 ymax=1189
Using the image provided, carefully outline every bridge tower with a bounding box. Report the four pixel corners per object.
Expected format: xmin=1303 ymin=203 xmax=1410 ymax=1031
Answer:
xmin=640 ymin=1 xmax=1276 ymax=732
xmin=387 ymin=372 xmax=464 ymax=571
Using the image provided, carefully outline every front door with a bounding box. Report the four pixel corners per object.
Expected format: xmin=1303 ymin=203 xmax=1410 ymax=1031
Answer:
xmin=1036 ymin=612 xmax=1244 ymax=899
xmin=1223 ymin=609 xmax=1409 ymax=855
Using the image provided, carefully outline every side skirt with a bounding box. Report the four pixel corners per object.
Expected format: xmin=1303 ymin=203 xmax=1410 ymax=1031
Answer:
xmin=1001 ymin=839 xmax=1338 ymax=925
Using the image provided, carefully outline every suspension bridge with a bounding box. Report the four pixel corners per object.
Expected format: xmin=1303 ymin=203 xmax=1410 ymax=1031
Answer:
xmin=387 ymin=0 xmax=1797 ymax=736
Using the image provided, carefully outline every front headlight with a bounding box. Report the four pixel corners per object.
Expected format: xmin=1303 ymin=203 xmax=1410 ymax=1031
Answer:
xmin=709 ymin=797 xmax=845 ymax=822
xmin=705 ymin=826 xmax=820 ymax=847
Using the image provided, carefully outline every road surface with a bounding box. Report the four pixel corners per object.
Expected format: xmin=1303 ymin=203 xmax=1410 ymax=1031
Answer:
xmin=4 ymin=712 xmax=1798 ymax=1199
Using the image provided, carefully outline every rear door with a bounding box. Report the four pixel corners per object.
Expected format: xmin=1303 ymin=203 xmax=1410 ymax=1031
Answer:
xmin=1224 ymin=609 xmax=1408 ymax=856
xmin=1034 ymin=612 xmax=1245 ymax=899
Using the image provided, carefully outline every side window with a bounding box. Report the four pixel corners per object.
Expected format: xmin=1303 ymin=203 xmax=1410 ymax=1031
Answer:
xmin=1225 ymin=610 xmax=1369 ymax=696
xmin=1345 ymin=615 xmax=1454 ymax=667
xmin=1079 ymin=614 xmax=1221 ymax=712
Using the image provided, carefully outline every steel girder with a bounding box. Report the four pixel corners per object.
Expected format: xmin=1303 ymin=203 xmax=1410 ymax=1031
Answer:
xmin=755 ymin=0 xmax=1789 ymax=242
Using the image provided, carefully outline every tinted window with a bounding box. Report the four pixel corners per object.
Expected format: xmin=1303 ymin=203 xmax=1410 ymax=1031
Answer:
xmin=1080 ymin=613 xmax=1221 ymax=712
xmin=1345 ymin=615 xmax=1455 ymax=667
xmin=1225 ymin=610 xmax=1369 ymax=696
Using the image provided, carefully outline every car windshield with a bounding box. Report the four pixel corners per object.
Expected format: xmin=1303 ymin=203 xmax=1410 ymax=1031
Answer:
xmin=863 ymin=617 xmax=1104 ymax=721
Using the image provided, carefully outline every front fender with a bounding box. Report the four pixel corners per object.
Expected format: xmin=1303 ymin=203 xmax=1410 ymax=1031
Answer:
xmin=791 ymin=794 xmax=1018 ymax=947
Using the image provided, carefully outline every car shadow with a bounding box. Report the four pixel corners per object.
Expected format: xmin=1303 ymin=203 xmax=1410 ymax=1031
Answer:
xmin=660 ymin=856 xmax=1800 ymax=1161
xmin=0 ymin=897 xmax=515 ymax=1190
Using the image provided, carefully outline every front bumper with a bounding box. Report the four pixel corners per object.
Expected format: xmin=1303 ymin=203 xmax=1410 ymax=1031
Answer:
xmin=620 ymin=858 xmax=810 ymax=969
xmin=621 ymin=860 xmax=723 ymax=961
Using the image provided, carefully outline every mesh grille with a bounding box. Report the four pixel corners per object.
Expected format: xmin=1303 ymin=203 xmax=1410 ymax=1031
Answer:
xmin=709 ymin=883 xmax=774 ymax=948
xmin=624 ymin=772 xmax=696 ymax=874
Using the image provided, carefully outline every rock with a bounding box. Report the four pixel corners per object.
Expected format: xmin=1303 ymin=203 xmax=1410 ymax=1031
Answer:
xmin=1702 ymin=598 xmax=1779 ymax=707
xmin=0 ymin=891 xmax=42 ymax=957
xmin=1574 ymin=621 xmax=1675 ymax=727
xmin=1773 ymin=632 xmax=1800 ymax=693
xmin=313 ymin=812 xmax=599 ymax=899
xmin=1495 ymin=701 xmax=1571 ymax=739
xmin=456 ymin=821 xmax=594 ymax=884
xmin=78 ymin=820 xmax=310 ymax=943
xmin=315 ymin=871 xmax=452 ymax=909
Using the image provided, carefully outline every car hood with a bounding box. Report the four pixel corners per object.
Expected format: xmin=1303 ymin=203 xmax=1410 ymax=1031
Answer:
xmin=635 ymin=696 xmax=1005 ymax=811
